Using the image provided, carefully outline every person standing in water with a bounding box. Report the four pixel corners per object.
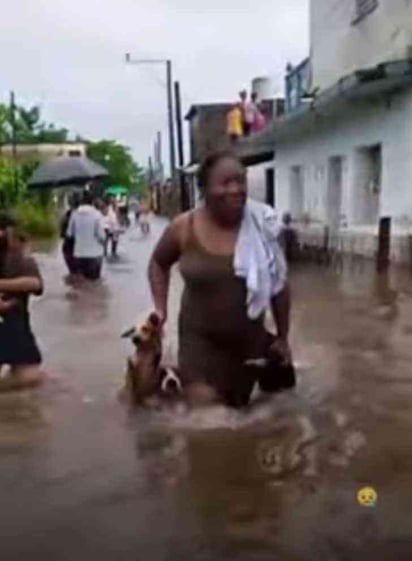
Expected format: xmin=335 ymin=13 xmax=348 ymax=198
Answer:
xmin=148 ymin=151 xmax=291 ymax=407
xmin=279 ymin=212 xmax=300 ymax=263
xmin=60 ymin=193 xmax=80 ymax=277
xmin=67 ymin=191 xmax=105 ymax=281
xmin=102 ymin=198 xmax=120 ymax=258
xmin=0 ymin=212 xmax=44 ymax=391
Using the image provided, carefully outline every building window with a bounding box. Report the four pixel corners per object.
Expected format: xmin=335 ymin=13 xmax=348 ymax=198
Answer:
xmin=353 ymin=0 xmax=378 ymax=23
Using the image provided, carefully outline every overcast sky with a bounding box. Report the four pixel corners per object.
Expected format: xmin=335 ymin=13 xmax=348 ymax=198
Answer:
xmin=1 ymin=0 xmax=309 ymax=169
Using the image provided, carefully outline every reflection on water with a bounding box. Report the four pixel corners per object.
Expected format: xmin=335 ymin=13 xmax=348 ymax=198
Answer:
xmin=0 ymin=224 xmax=412 ymax=560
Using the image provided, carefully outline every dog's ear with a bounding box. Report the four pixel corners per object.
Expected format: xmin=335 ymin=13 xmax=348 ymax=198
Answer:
xmin=121 ymin=327 xmax=135 ymax=339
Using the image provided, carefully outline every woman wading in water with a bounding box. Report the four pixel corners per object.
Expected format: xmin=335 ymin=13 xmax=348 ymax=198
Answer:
xmin=148 ymin=151 xmax=291 ymax=407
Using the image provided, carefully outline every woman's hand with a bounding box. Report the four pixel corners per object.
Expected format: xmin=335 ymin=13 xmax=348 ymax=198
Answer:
xmin=154 ymin=309 xmax=167 ymax=327
xmin=270 ymin=337 xmax=292 ymax=366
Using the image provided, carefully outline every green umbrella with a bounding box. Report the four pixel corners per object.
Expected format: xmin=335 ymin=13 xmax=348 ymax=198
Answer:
xmin=104 ymin=185 xmax=129 ymax=196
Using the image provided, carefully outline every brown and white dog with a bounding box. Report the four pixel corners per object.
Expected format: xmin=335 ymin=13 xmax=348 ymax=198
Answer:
xmin=120 ymin=313 xmax=182 ymax=405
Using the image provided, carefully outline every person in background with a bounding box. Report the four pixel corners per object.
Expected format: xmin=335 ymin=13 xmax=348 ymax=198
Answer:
xmin=138 ymin=197 xmax=152 ymax=235
xmin=60 ymin=193 xmax=80 ymax=277
xmin=148 ymin=151 xmax=291 ymax=408
xmin=0 ymin=212 xmax=44 ymax=391
xmin=102 ymin=198 xmax=120 ymax=258
xmin=67 ymin=191 xmax=105 ymax=281
xmin=118 ymin=196 xmax=130 ymax=228
xmin=240 ymin=90 xmax=255 ymax=136
xmin=226 ymin=103 xmax=243 ymax=144
xmin=130 ymin=196 xmax=141 ymax=225
xmin=279 ymin=212 xmax=300 ymax=263
xmin=251 ymin=92 xmax=266 ymax=133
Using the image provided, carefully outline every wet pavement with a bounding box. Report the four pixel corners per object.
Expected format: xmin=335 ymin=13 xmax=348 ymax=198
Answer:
xmin=1 ymin=217 xmax=412 ymax=560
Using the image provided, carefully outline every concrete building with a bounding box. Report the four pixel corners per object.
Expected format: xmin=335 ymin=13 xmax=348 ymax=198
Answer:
xmin=185 ymin=90 xmax=283 ymax=206
xmin=0 ymin=142 xmax=86 ymax=163
xmin=275 ymin=0 xmax=412 ymax=263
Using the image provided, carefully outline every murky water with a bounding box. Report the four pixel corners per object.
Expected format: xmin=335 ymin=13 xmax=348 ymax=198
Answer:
xmin=0 ymin=218 xmax=411 ymax=560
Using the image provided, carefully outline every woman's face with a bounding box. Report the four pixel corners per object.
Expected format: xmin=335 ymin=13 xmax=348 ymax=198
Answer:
xmin=205 ymin=157 xmax=247 ymax=226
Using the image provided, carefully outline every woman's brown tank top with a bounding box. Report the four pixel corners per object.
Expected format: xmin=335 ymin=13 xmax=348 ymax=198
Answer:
xmin=179 ymin=212 xmax=264 ymax=343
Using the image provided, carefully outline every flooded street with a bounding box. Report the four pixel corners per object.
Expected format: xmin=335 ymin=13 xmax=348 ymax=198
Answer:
xmin=0 ymin=217 xmax=411 ymax=561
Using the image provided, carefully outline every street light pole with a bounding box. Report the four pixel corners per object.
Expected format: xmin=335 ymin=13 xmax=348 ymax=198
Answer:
xmin=125 ymin=54 xmax=176 ymax=184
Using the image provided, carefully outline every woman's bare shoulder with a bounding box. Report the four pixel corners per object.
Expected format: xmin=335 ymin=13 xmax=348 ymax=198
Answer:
xmin=169 ymin=210 xmax=199 ymax=245
xmin=171 ymin=210 xmax=197 ymax=229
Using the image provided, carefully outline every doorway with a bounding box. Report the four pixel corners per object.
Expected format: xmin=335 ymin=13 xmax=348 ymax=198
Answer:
xmin=354 ymin=144 xmax=381 ymax=225
xmin=265 ymin=168 xmax=275 ymax=207
xmin=289 ymin=166 xmax=304 ymax=219
xmin=327 ymin=156 xmax=344 ymax=232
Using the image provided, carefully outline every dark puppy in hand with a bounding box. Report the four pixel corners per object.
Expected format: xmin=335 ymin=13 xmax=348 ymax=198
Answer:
xmin=120 ymin=313 xmax=183 ymax=405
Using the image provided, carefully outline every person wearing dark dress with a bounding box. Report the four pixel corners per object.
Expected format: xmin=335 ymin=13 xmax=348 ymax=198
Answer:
xmin=60 ymin=193 xmax=80 ymax=276
xmin=0 ymin=212 xmax=44 ymax=391
xmin=148 ymin=151 xmax=292 ymax=407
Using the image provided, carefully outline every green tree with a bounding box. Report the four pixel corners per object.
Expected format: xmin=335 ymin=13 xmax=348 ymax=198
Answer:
xmin=0 ymin=102 xmax=69 ymax=144
xmin=86 ymin=140 xmax=147 ymax=194
xmin=0 ymin=158 xmax=25 ymax=208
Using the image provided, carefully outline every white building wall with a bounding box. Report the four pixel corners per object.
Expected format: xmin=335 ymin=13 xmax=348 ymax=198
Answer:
xmin=311 ymin=0 xmax=412 ymax=91
xmin=275 ymin=89 xmax=412 ymax=227
xmin=247 ymin=162 xmax=274 ymax=204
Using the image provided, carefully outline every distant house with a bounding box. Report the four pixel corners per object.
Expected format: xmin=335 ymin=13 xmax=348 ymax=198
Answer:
xmin=185 ymin=103 xmax=233 ymax=164
xmin=0 ymin=142 xmax=86 ymax=163
xmin=185 ymin=96 xmax=283 ymax=206
xmin=274 ymin=0 xmax=412 ymax=263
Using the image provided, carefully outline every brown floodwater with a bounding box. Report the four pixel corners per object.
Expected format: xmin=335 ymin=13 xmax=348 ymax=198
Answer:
xmin=0 ymin=218 xmax=411 ymax=560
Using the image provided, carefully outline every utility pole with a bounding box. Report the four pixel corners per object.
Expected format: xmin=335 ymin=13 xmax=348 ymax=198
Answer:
xmin=166 ymin=60 xmax=176 ymax=183
xmin=125 ymin=54 xmax=176 ymax=183
xmin=174 ymin=81 xmax=188 ymax=211
xmin=156 ymin=130 xmax=162 ymax=182
xmin=148 ymin=156 xmax=154 ymax=184
xmin=10 ymin=91 xmax=18 ymax=192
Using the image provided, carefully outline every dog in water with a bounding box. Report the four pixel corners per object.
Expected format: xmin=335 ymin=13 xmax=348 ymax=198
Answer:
xmin=120 ymin=312 xmax=182 ymax=406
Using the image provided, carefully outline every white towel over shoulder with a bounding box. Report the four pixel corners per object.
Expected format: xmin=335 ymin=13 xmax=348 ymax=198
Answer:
xmin=234 ymin=199 xmax=287 ymax=320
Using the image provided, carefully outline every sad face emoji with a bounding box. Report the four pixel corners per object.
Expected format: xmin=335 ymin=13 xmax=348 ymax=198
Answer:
xmin=357 ymin=487 xmax=378 ymax=508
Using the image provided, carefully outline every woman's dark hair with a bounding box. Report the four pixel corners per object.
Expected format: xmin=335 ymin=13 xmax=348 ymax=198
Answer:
xmin=197 ymin=150 xmax=240 ymax=195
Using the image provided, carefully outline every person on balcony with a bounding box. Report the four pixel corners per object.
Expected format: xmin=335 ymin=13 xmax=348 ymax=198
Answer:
xmin=251 ymin=93 xmax=267 ymax=133
xmin=240 ymin=90 xmax=256 ymax=136
xmin=226 ymin=103 xmax=243 ymax=144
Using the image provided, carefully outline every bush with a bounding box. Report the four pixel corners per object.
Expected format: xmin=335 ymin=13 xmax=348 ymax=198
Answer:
xmin=13 ymin=200 xmax=58 ymax=238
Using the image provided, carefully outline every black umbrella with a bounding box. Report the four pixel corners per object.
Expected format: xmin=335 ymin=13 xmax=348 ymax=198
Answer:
xmin=28 ymin=155 xmax=109 ymax=189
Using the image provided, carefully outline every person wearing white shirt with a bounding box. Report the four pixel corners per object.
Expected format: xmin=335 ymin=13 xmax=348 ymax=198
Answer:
xmin=102 ymin=201 xmax=120 ymax=258
xmin=67 ymin=191 xmax=105 ymax=280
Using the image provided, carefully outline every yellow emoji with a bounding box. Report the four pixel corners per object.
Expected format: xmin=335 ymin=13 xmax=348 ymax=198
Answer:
xmin=357 ymin=487 xmax=377 ymax=508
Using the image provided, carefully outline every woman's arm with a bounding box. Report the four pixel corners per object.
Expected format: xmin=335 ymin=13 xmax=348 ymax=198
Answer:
xmin=0 ymin=277 xmax=42 ymax=295
xmin=0 ymin=256 xmax=43 ymax=296
xmin=148 ymin=217 xmax=184 ymax=324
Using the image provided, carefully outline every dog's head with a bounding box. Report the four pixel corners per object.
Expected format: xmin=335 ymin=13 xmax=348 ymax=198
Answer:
xmin=158 ymin=366 xmax=183 ymax=398
xmin=121 ymin=312 xmax=162 ymax=351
